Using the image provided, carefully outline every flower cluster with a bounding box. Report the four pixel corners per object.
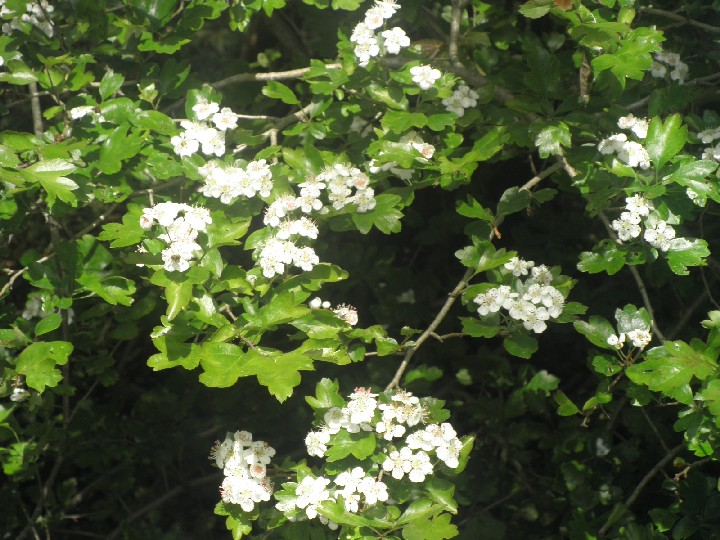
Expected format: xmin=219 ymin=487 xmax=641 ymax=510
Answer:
xmin=651 ymin=51 xmax=688 ymax=84
xmin=607 ymin=329 xmax=652 ymax=351
xmin=610 ymin=195 xmax=678 ymax=251
xmin=473 ymin=258 xmax=566 ymax=334
xmin=210 ymin=431 xmax=275 ymax=512
xmin=598 ymin=134 xmax=650 ymax=170
xmin=699 ymin=127 xmax=720 ymax=163
xmin=170 ymin=97 xmax=239 ymax=158
xmin=369 ymin=130 xmax=436 ymax=180
xmin=255 ymin=163 xmax=376 ymax=278
xmin=350 ymin=0 xmax=408 ymax=66
xmin=616 ymin=113 xmax=649 ymax=139
xmin=309 ymin=297 xmax=359 ymax=326
xmin=442 ymin=84 xmax=479 ymax=117
xmin=1 ymin=0 xmax=54 ymax=37
xmin=199 ymin=158 xmax=273 ymax=204
xmin=282 ymin=387 xmax=463 ymax=528
xmin=139 ymin=202 xmax=212 ymax=272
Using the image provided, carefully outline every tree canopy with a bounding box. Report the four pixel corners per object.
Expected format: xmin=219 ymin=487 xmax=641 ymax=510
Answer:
xmin=3 ymin=0 xmax=720 ymax=538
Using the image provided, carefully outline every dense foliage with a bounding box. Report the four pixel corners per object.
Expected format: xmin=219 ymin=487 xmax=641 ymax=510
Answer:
xmin=3 ymin=0 xmax=720 ymax=538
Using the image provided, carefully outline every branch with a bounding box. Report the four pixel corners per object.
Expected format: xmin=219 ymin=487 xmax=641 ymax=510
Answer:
xmin=448 ymin=0 xmax=470 ymax=69
xmin=639 ymin=7 xmax=720 ymax=34
xmin=490 ymin=161 xmax=563 ymax=241
xmin=627 ymin=72 xmax=720 ymax=112
xmin=212 ymin=63 xmax=342 ymax=90
xmin=598 ymin=212 xmax=667 ymax=343
xmin=385 ymin=268 xmax=474 ymax=390
xmin=598 ymin=443 xmax=683 ymax=536
xmin=29 ymin=82 xmax=43 ymax=137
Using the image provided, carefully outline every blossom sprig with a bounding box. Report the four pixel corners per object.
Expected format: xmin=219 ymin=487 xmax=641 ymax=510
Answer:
xmin=651 ymin=51 xmax=689 ymax=84
xmin=210 ymin=431 xmax=276 ymax=512
xmin=442 ymin=84 xmax=479 ymax=117
xmin=269 ymin=382 xmax=469 ymax=531
xmin=1 ymin=0 xmax=54 ymax=37
xmin=350 ymin=0 xmax=408 ymax=67
xmin=139 ymin=202 xmax=212 ymax=272
xmin=472 ymin=257 xmax=567 ymax=334
xmin=609 ymin=194 xmax=685 ymax=252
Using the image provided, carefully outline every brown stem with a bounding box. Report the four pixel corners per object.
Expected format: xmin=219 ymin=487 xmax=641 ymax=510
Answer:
xmin=385 ymin=268 xmax=474 ymax=390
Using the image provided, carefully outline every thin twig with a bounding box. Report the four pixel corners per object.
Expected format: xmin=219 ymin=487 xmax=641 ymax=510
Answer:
xmin=674 ymin=456 xmax=713 ymax=482
xmin=0 ymin=254 xmax=53 ymax=299
xmin=639 ymin=7 xmax=720 ymax=34
xmin=598 ymin=443 xmax=683 ymax=536
xmin=598 ymin=212 xmax=666 ymax=343
xmin=490 ymin=161 xmax=564 ymax=241
xmin=386 ymin=268 xmax=474 ymax=390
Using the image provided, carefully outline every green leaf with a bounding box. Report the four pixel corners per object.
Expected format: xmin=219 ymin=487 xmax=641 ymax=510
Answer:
xmin=306 ymin=377 xmax=345 ymax=409
xmin=615 ymin=304 xmax=651 ymax=334
xmin=534 ymin=122 xmax=571 ymax=158
xmin=402 ymin=512 xmax=459 ymax=540
xmin=97 ymin=125 xmax=144 ymax=175
xmin=496 ymin=187 xmax=531 ymax=219
xmin=20 ymin=159 xmax=79 ymax=205
xmin=577 ymin=242 xmax=626 ymax=275
xmin=34 ymin=314 xmax=62 ymax=337
xmin=78 ymin=275 xmax=136 ymax=306
xmin=518 ymin=0 xmax=553 ymax=19
xmin=165 ymin=280 xmax=193 ymax=320
xmin=554 ymin=390 xmax=580 ymax=416
xmin=425 ymin=477 xmax=458 ymax=514
xmin=351 ymin=193 xmax=403 ymax=234
xmin=325 ymin=429 xmax=376 ymax=462
xmin=503 ymin=332 xmax=538 ymax=359
xmin=574 ymin=315 xmax=616 ymax=349
xmin=645 ymin=114 xmax=687 ymax=169
xmin=698 ymin=379 xmax=720 ymax=425
xmin=262 ymin=80 xmax=299 ymax=105
xmin=381 ymin=111 xmax=428 ymax=134
xmin=99 ymin=70 xmax=124 ymax=100
xmin=665 ymin=238 xmax=709 ymax=276
xmin=16 ymin=341 xmax=73 ymax=392
xmin=626 ymin=341 xmax=717 ymax=403
xmin=454 ymin=242 xmax=513 ymax=271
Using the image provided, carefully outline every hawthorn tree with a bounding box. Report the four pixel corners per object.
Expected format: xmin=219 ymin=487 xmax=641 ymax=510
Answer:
xmin=2 ymin=0 xmax=720 ymax=538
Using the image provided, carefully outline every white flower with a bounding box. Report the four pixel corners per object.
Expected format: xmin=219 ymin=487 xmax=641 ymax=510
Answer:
xmin=192 ymin=99 xmax=219 ymax=120
xmin=346 ymin=387 xmax=377 ymax=424
xmin=436 ymin=437 xmax=462 ymax=469
xmin=382 ymin=447 xmax=413 ymax=479
xmin=611 ymin=212 xmax=642 ymax=242
xmin=617 ymin=114 xmax=649 ymax=139
xmin=350 ymin=22 xmax=375 ymax=44
xmin=354 ymin=38 xmax=380 ymax=66
xmin=625 ymin=195 xmax=653 ymax=217
xmin=69 ymin=106 xmax=94 ymax=120
xmin=644 ymin=220 xmax=675 ymax=251
xmin=357 ymin=477 xmax=389 ymax=505
xmin=410 ymin=65 xmax=442 ymax=90
xmin=407 ymin=450 xmax=434 ymax=482
xmin=212 ymin=107 xmax=239 ymax=131
xmin=617 ymin=141 xmax=651 ymax=169
xmin=627 ymin=329 xmax=652 ymax=349
xmin=381 ymin=27 xmax=410 ymax=54
xmin=699 ymin=127 xmax=720 ymax=145
xmin=171 ymin=133 xmax=199 ymax=157
xmin=333 ymin=304 xmax=358 ymax=326
xmin=364 ymin=6 xmax=385 ymax=29
xmin=305 ymin=430 xmax=331 ymax=457
xmin=504 ymin=256 xmax=534 ymax=277
xmin=309 ymin=297 xmax=323 ymax=309
xmin=374 ymin=0 xmax=400 ymax=18
xmin=598 ymin=133 xmax=627 ymax=155
xmin=607 ymin=333 xmax=625 ymax=349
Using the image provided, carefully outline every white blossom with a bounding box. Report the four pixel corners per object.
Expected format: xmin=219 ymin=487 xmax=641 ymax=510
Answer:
xmin=381 ymin=27 xmax=410 ymax=54
xmin=410 ymin=65 xmax=442 ymax=90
